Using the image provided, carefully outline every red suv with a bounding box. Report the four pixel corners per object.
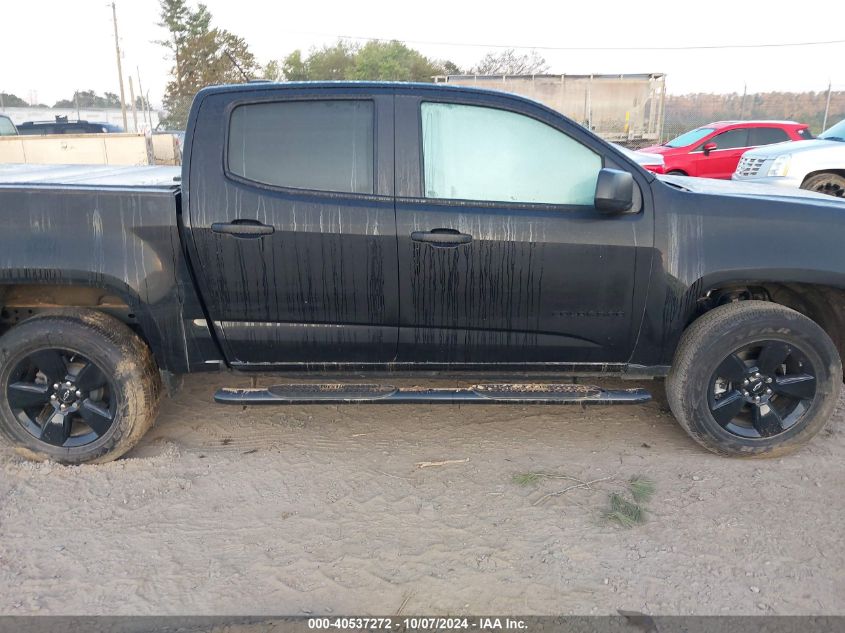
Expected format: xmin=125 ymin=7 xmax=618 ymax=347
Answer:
xmin=639 ymin=121 xmax=812 ymax=179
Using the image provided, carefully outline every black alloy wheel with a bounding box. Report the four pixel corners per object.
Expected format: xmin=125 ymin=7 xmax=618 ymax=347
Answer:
xmin=6 ymin=348 xmax=117 ymax=448
xmin=666 ymin=300 xmax=841 ymax=457
xmin=708 ymin=341 xmax=816 ymax=439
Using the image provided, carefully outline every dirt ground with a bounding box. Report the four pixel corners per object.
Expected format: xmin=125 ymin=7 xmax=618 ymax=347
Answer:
xmin=1 ymin=374 xmax=843 ymax=616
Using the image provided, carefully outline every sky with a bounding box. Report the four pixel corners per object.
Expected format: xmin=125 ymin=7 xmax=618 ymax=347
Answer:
xmin=2 ymin=0 xmax=844 ymax=108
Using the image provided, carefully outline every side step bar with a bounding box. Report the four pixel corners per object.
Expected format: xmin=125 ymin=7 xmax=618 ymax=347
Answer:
xmin=214 ymin=383 xmax=651 ymax=405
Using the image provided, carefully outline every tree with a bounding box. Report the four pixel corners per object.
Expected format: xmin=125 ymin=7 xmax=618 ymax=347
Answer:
xmin=281 ymin=50 xmax=309 ymax=81
xmin=157 ymin=0 xmax=258 ymax=128
xmin=440 ymin=60 xmax=464 ymax=76
xmin=472 ymin=49 xmax=549 ymax=75
xmin=0 ymin=92 xmax=28 ymax=107
xmin=269 ymin=40 xmax=454 ymax=82
xmin=52 ymin=90 xmax=121 ymax=109
xmin=304 ymin=41 xmax=359 ymax=80
xmin=352 ymin=40 xmax=443 ymax=82
xmin=263 ymin=60 xmax=283 ymax=82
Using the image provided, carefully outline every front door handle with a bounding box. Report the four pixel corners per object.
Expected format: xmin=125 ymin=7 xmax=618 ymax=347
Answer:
xmin=211 ymin=219 xmax=275 ymax=238
xmin=411 ymin=228 xmax=472 ymax=247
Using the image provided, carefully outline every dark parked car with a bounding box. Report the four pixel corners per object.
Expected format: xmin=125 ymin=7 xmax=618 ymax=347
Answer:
xmin=1 ymin=82 xmax=844 ymax=465
xmin=0 ymin=114 xmax=18 ymax=136
xmin=16 ymin=116 xmax=124 ymax=135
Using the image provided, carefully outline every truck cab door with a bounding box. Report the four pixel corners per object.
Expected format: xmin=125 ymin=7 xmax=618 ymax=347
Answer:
xmin=184 ymin=88 xmax=398 ymax=367
xmin=392 ymin=93 xmax=653 ymax=366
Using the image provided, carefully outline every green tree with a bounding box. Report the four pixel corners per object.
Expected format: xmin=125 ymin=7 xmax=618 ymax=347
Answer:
xmin=352 ymin=40 xmax=442 ymax=81
xmin=263 ymin=60 xmax=283 ymax=82
xmin=157 ymin=0 xmax=258 ymax=128
xmin=270 ymin=40 xmax=454 ymax=82
xmin=281 ymin=50 xmax=310 ymax=80
xmin=0 ymin=92 xmax=28 ymax=107
xmin=305 ymin=41 xmax=359 ymax=80
xmin=52 ymin=90 xmax=121 ymax=109
xmin=440 ymin=60 xmax=464 ymax=76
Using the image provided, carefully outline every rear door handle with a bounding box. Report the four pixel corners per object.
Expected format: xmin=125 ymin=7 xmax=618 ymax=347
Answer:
xmin=211 ymin=220 xmax=274 ymax=238
xmin=411 ymin=228 xmax=472 ymax=247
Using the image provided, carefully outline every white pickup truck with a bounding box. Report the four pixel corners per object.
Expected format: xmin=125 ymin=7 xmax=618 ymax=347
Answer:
xmin=733 ymin=119 xmax=845 ymax=198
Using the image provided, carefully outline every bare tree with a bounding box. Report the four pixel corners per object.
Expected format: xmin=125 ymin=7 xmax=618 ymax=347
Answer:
xmin=472 ymin=49 xmax=549 ymax=75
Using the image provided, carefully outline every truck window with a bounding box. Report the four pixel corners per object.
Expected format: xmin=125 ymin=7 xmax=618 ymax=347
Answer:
xmin=227 ymin=100 xmax=374 ymax=194
xmin=0 ymin=117 xmax=16 ymax=136
xmin=421 ymin=103 xmax=600 ymax=205
xmin=748 ymin=127 xmax=790 ymax=146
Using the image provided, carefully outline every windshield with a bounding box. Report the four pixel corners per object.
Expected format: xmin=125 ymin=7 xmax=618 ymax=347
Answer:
xmin=819 ymin=119 xmax=845 ymax=142
xmin=0 ymin=116 xmax=16 ymax=136
xmin=665 ymin=127 xmax=714 ymax=148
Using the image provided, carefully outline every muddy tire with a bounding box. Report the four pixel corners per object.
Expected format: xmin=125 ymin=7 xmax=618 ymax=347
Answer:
xmin=0 ymin=310 xmax=161 ymax=464
xmin=666 ymin=301 xmax=841 ymax=457
xmin=801 ymin=172 xmax=845 ymax=198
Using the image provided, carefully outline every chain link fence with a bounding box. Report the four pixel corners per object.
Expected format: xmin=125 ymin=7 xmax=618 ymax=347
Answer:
xmin=648 ymin=87 xmax=845 ymax=150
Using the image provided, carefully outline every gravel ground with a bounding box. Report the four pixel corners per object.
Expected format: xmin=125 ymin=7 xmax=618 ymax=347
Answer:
xmin=1 ymin=374 xmax=843 ymax=615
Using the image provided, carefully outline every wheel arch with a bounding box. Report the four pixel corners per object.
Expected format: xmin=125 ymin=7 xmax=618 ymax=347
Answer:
xmin=0 ymin=276 xmax=163 ymax=368
xmin=802 ymin=169 xmax=845 ymax=185
xmin=682 ymin=277 xmax=845 ymax=372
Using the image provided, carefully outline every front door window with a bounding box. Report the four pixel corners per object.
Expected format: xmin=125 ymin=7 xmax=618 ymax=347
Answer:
xmin=421 ymin=103 xmax=601 ymax=206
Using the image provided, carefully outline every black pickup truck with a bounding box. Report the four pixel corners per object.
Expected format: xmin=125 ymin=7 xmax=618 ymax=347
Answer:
xmin=1 ymin=82 xmax=844 ymax=464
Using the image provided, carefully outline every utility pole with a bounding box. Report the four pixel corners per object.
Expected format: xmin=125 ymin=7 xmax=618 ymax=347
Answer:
xmin=136 ymin=67 xmax=152 ymax=130
xmin=145 ymin=91 xmax=154 ymax=129
xmin=739 ymin=83 xmax=747 ymax=120
xmin=128 ymin=77 xmax=139 ymax=132
xmin=822 ymin=81 xmax=832 ymax=132
xmin=111 ymin=2 xmax=128 ymax=131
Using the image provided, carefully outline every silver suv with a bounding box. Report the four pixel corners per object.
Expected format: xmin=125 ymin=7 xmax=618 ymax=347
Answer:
xmin=733 ymin=119 xmax=845 ymax=198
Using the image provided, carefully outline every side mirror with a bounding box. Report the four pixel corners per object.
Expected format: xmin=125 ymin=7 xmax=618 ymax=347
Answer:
xmin=702 ymin=142 xmax=717 ymax=155
xmin=594 ymin=168 xmax=634 ymax=214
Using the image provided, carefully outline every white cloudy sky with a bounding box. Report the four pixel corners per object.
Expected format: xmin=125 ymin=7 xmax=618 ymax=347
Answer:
xmin=2 ymin=0 xmax=844 ymax=107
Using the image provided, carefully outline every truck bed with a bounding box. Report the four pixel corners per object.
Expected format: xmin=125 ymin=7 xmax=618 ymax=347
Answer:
xmin=0 ymin=162 xmax=217 ymax=374
xmin=0 ymin=164 xmax=181 ymax=189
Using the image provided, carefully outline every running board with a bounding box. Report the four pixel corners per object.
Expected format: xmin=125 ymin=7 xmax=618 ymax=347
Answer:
xmin=214 ymin=383 xmax=651 ymax=405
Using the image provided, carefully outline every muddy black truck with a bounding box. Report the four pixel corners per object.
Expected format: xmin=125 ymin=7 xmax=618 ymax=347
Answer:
xmin=1 ymin=82 xmax=845 ymax=464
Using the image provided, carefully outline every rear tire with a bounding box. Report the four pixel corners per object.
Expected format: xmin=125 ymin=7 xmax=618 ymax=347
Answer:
xmin=667 ymin=170 xmax=687 ymax=176
xmin=0 ymin=310 xmax=161 ymax=464
xmin=666 ymin=301 xmax=841 ymax=457
xmin=801 ymin=172 xmax=845 ymax=198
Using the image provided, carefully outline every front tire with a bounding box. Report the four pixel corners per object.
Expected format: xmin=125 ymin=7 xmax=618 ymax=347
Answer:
xmin=0 ymin=310 xmax=161 ymax=464
xmin=666 ymin=301 xmax=842 ymax=457
xmin=801 ymin=172 xmax=845 ymax=198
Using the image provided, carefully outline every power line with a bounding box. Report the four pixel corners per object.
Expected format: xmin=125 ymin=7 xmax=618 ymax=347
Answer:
xmin=287 ymin=31 xmax=845 ymax=52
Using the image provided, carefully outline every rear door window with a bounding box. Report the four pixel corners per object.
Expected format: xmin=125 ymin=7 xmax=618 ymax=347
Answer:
xmin=748 ymin=127 xmax=790 ymax=146
xmin=228 ymin=100 xmax=374 ymax=194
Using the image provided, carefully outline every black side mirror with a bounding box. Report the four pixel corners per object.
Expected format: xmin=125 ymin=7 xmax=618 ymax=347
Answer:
xmin=594 ymin=168 xmax=634 ymax=214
